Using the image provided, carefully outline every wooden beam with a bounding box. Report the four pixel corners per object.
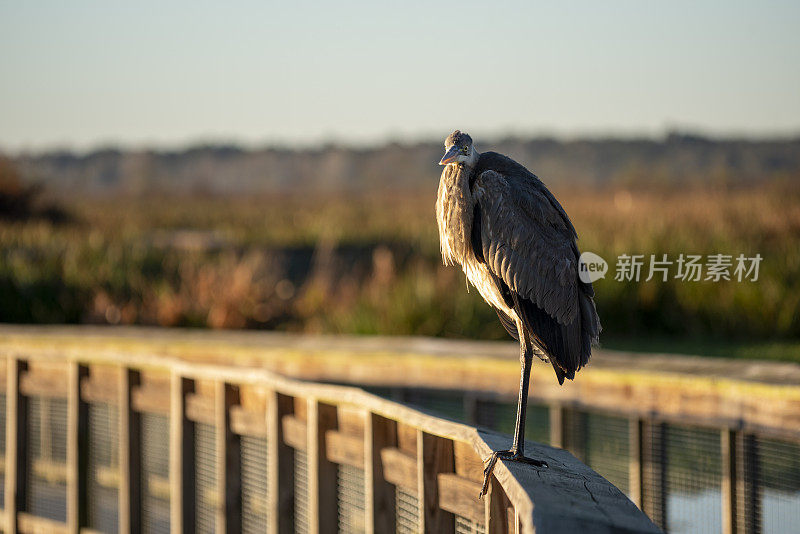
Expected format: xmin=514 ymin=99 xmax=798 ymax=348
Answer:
xmin=131 ymin=383 xmax=170 ymax=416
xmin=629 ymin=417 xmax=644 ymax=509
xmin=721 ymin=429 xmax=736 ymax=534
xmin=17 ymin=512 xmax=69 ymax=534
xmin=437 ymin=472 xmax=483 ymax=524
xmin=5 ymin=358 xmax=27 ymax=534
xmin=118 ymin=368 xmax=140 ymax=534
xmin=380 ymin=447 xmax=416 ymax=490
xmin=326 ymin=429 xmax=365 ymax=469
xmin=641 ymin=421 xmax=667 ymax=531
xmin=185 ymin=392 xmax=215 ymax=425
xmin=230 ymin=406 xmax=267 ymax=437
xmin=19 ymin=368 xmax=68 ymax=399
xmin=484 ymin=476 xmax=512 ymax=534
xmin=418 ymin=431 xmax=455 ymax=534
xmin=735 ymin=432 xmax=760 ymax=534
xmin=365 ymin=413 xmax=396 ymax=534
xmin=169 ymin=374 xmax=195 ymax=534
xmin=80 ymin=375 xmax=118 ymax=405
xmin=282 ymin=415 xmax=307 ymax=451
xmin=216 ymin=382 xmax=241 ymax=534
xmin=67 ymin=363 xmax=89 ymax=533
xmin=268 ymin=391 xmax=295 ymax=534
xmin=549 ymin=404 xmax=564 ymax=448
xmin=307 ymin=400 xmax=338 ymax=534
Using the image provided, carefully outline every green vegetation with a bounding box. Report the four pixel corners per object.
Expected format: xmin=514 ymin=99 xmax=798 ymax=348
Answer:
xmin=1 ymin=186 xmax=799 ymax=362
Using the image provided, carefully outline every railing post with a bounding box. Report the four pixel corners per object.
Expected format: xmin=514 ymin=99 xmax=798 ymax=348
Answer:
xmin=365 ymin=412 xmax=396 ymax=533
xmin=307 ymin=399 xmax=338 ymax=534
xmin=268 ymin=391 xmax=295 ymax=534
xmin=170 ymin=373 xmax=195 ymax=533
xmin=418 ymin=431 xmax=455 ymax=534
xmin=67 ymin=363 xmax=89 ymax=533
xmin=118 ymin=367 xmax=140 ymax=534
xmin=484 ymin=476 xmax=511 ymax=534
xmin=215 ymin=382 xmax=241 ymax=534
xmin=735 ymin=432 xmax=760 ymax=534
xmin=629 ymin=417 xmax=644 ymax=508
xmin=641 ymin=420 xmax=667 ymax=530
xmin=722 ymin=429 xmax=736 ymax=534
xmin=549 ymin=403 xmax=564 ymax=448
xmin=4 ymin=358 xmax=27 ymax=534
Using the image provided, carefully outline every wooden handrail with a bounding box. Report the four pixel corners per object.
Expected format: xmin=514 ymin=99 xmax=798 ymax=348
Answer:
xmin=0 ymin=330 xmax=660 ymax=534
xmin=1 ymin=325 xmax=798 ymax=441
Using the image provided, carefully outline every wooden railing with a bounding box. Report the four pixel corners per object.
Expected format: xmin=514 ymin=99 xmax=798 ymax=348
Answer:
xmin=0 ymin=331 xmax=659 ymax=534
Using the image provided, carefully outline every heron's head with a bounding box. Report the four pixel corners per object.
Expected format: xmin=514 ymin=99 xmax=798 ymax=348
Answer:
xmin=439 ymin=130 xmax=478 ymax=168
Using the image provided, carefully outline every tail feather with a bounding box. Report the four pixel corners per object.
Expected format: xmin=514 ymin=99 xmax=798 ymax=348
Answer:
xmin=513 ymin=289 xmax=599 ymax=385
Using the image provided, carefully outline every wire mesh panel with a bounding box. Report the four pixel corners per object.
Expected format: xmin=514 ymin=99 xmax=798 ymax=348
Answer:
xmin=404 ymin=389 xmax=466 ymax=422
xmin=663 ymin=424 xmax=722 ymax=534
xmin=478 ymin=401 xmax=550 ymax=446
xmin=564 ymin=410 xmax=630 ymax=496
xmin=758 ymin=437 xmax=800 ymax=534
xmin=455 ymin=515 xmax=486 ymax=534
xmin=337 ymin=464 xmax=365 ymax=533
xmin=395 ymin=487 xmax=419 ymax=534
xmin=294 ymin=449 xmax=309 ymax=534
xmin=25 ymin=396 xmax=68 ymax=522
xmin=141 ymin=413 xmax=170 ymax=534
xmin=88 ymin=402 xmax=120 ymax=533
xmin=241 ymin=435 xmax=269 ymax=534
xmin=195 ymin=422 xmax=217 ymax=534
xmin=0 ymin=393 xmax=6 ymax=509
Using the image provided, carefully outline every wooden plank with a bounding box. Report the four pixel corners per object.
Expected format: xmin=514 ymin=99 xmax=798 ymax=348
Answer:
xmin=325 ymin=429 xmax=364 ymax=469
xmin=5 ymin=327 xmax=800 ymax=441
xmin=229 ymin=405 xmax=267 ymax=437
xmin=118 ymin=368 xmax=140 ymax=534
xmin=437 ymin=473 xmax=483 ymax=524
xmin=282 ymin=414 xmax=307 ymax=451
xmin=380 ymin=447 xmax=416 ymax=490
xmin=216 ymin=382 xmax=241 ymax=534
xmin=307 ymin=400 xmax=339 ymax=534
xmin=19 ymin=371 xmax=68 ymax=399
xmin=131 ymin=383 xmax=170 ymax=415
xmin=169 ymin=374 xmax=195 ymax=534
xmin=453 ymin=440 xmax=483 ymax=484
xmin=67 ymin=363 xmax=89 ymax=533
xmin=735 ymin=432 xmax=760 ymax=534
xmin=365 ymin=413 xmax=396 ymax=534
xmin=185 ymin=392 xmax=215 ymax=425
xmin=5 ymin=358 xmax=27 ymax=534
xmin=484 ymin=477 xmax=512 ymax=534
xmin=16 ymin=512 xmax=69 ymax=534
xmin=721 ymin=429 xmax=736 ymax=534
xmin=268 ymin=392 xmax=295 ymax=534
xmin=80 ymin=375 xmax=118 ymax=405
xmin=641 ymin=421 xmax=666 ymax=530
xmin=549 ymin=404 xmax=564 ymax=448
xmin=418 ymin=431 xmax=455 ymax=534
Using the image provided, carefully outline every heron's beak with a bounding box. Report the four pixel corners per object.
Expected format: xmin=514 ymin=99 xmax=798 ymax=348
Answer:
xmin=439 ymin=146 xmax=460 ymax=165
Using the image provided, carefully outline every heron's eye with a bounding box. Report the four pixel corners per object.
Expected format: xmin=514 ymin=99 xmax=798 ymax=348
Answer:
xmin=462 ymin=146 xmax=469 ymax=153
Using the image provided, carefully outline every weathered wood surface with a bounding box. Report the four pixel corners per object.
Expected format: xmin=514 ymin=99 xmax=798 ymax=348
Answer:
xmin=476 ymin=431 xmax=661 ymax=534
xmin=1 ymin=325 xmax=798 ymax=440
xmin=0 ymin=328 xmax=662 ymax=534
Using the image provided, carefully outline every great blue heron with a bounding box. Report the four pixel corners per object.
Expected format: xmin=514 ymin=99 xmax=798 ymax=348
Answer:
xmin=435 ymin=130 xmax=600 ymax=496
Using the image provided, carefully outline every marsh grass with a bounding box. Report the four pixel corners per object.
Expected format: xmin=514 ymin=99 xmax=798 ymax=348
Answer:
xmin=1 ymin=187 xmax=798 ymax=359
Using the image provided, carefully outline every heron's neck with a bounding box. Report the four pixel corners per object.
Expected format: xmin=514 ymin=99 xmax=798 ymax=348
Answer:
xmin=463 ymin=147 xmax=480 ymax=170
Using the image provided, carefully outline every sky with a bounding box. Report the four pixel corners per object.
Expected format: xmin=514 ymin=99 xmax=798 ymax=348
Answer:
xmin=1 ymin=1 xmax=799 ymax=152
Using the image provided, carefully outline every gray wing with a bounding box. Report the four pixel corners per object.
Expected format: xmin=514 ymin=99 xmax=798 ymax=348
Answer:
xmin=473 ymin=169 xmax=580 ymax=325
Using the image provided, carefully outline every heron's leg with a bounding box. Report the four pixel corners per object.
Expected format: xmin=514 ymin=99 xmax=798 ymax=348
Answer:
xmin=480 ymin=339 xmax=547 ymax=497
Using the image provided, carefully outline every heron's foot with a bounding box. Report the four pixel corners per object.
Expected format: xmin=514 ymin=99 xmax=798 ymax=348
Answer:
xmin=479 ymin=449 xmax=548 ymax=498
